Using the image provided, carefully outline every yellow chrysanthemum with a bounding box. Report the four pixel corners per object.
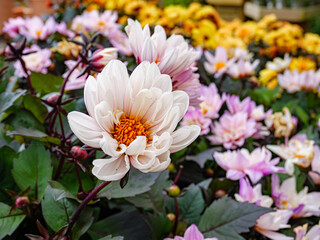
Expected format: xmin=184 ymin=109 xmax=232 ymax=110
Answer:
xmin=301 ymin=33 xmax=320 ymax=55
xmin=259 ymin=69 xmax=278 ymax=87
xmin=158 ymin=5 xmax=188 ymax=28
xmin=289 ymin=57 xmax=316 ymax=72
xmin=193 ymin=5 xmax=221 ymax=27
xmin=235 ymin=21 xmax=258 ymax=44
xmin=191 ymin=19 xmax=216 ymax=49
xmin=138 ymin=4 xmax=161 ymax=27
xmin=51 ymin=38 xmax=82 ymax=59
xmin=124 ymin=0 xmax=146 ymax=16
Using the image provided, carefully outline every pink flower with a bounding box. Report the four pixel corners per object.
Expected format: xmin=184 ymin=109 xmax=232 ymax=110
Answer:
xmin=3 ymin=17 xmax=26 ymax=38
xmin=181 ymin=107 xmax=211 ymax=135
xmin=71 ymin=10 xmax=119 ymax=36
xmin=214 ymin=147 xmax=284 ymax=183
xmin=55 ymin=21 xmax=75 ymax=38
xmin=164 ymin=224 xmax=218 ymax=240
xmin=125 ymin=19 xmax=200 ymax=105
xmin=208 ymin=111 xmax=256 ymax=149
xmin=64 ymin=60 xmax=88 ymax=91
xmin=227 ymin=59 xmax=259 ymax=79
xmin=268 ymin=134 xmax=317 ymax=175
xmin=21 ymin=16 xmax=56 ymax=40
xmin=13 ymin=45 xmax=51 ymax=78
xmin=255 ymin=210 xmax=293 ymax=240
xmin=109 ymin=29 xmax=133 ymax=56
xmin=309 ymin=146 xmax=320 ymax=185
xmin=235 ymin=178 xmax=273 ymax=207
xmin=226 ymin=95 xmax=253 ymax=115
xmin=272 ymin=174 xmax=320 ymax=218
xmin=89 ymin=48 xmax=118 ymax=72
xmin=199 ymin=83 xmax=225 ymax=119
xmin=67 ymin=60 xmax=200 ymax=181
xmin=294 ymin=223 xmax=320 ymax=240
xmin=232 ymin=48 xmax=253 ymax=61
xmin=204 ymin=46 xmax=235 ymax=78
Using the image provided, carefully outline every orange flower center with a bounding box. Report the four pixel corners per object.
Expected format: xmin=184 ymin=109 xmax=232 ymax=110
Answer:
xmin=112 ymin=114 xmax=152 ymax=146
xmin=155 ymin=57 xmax=161 ymax=64
xmin=215 ymin=62 xmax=225 ymax=70
xmin=36 ymin=30 xmax=42 ymax=36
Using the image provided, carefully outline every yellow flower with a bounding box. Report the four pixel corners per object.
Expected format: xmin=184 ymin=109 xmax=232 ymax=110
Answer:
xmin=235 ymin=21 xmax=258 ymax=44
xmin=50 ymin=38 xmax=82 ymax=59
xmin=259 ymin=69 xmax=278 ymax=86
xmin=138 ymin=4 xmax=161 ymax=26
xmin=182 ymin=19 xmax=196 ymax=36
xmin=87 ymin=3 xmax=100 ymax=11
xmin=257 ymin=14 xmax=277 ymax=29
xmin=193 ymin=5 xmax=221 ymax=27
xmin=124 ymin=0 xmax=146 ymax=16
xmin=191 ymin=19 xmax=216 ymax=49
xmin=187 ymin=2 xmax=202 ymax=18
xmin=159 ymin=5 xmax=188 ymax=28
xmin=289 ymin=57 xmax=316 ymax=72
xmin=301 ymin=33 xmax=320 ymax=55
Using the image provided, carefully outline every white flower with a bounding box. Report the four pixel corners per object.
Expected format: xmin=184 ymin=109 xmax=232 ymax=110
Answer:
xmin=67 ymin=60 xmax=200 ymax=181
xmin=266 ymin=53 xmax=291 ymax=72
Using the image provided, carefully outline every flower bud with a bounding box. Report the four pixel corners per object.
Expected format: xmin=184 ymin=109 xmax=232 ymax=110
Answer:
xmin=167 ymin=213 xmax=176 ymax=222
xmin=205 ymin=168 xmax=214 ymax=177
xmin=47 ymin=94 xmax=60 ymax=105
xmin=15 ymin=196 xmax=29 ymax=208
xmin=71 ymin=146 xmax=88 ymax=161
xmin=215 ymin=189 xmax=226 ymax=198
xmin=168 ymin=184 xmax=180 ymax=197
xmin=90 ymin=48 xmax=117 ymax=72
xmin=167 ymin=163 xmax=176 ymax=173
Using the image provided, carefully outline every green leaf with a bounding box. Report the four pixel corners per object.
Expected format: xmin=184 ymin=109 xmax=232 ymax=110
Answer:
xmin=198 ymin=197 xmax=272 ymax=240
xmin=144 ymin=213 xmax=172 ymax=240
xmin=88 ymin=211 xmax=150 ymax=240
xmin=12 ymin=141 xmax=53 ymax=200
xmin=41 ymin=186 xmax=93 ymax=240
xmin=98 ymin=236 xmax=124 ymax=240
xmin=186 ymin=148 xmax=216 ymax=168
xmin=48 ymin=181 xmax=78 ymax=201
xmin=6 ymin=109 xmax=44 ymax=132
xmin=0 ymin=90 xmax=26 ymax=114
xmin=125 ymin=171 xmax=170 ymax=212
xmin=30 ymin=72 xmax=63 ymax=94
xmin=249 ymin=87 xmax=280 ymax=106
xmin=23 ymin=94 xmax=48 ymax=123
xmin=0 ymin=202 xmax=26 ymax=239
xmin=99 ymin=168 xmax=161 ymax=199
xmin=0 ymin=147 xmax=18 ymax=204
xmin=295 ymin=106 xmax=309 ymax=126
xmin=59 ymin=171 xmax=94 ymax=196
xmin=8 ymin=127 xmax=61 ymax=145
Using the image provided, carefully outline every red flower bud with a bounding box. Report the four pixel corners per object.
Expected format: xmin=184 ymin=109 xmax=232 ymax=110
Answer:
xmin=15 ymin=196 xmax=29 ymax=208
xmin=47 ymin=94 xmax=60 ymax=105
xmin=215 ymin=189 xmax=226 ymax=198
xmin=167 ymin=213 xmax=176 ymax=222
xmin=71 ymin=146 xmax=88 ymax=161
xmin=168 ymin=184 xmax=181 ymax=197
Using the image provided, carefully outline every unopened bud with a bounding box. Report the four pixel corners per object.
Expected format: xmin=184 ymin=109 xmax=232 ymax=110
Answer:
xmin=168 ymin=184 xmax=180 ymax=197
xmin=47 ymin=94 xmax=60 ymax=105
xmin=205 ymin=168 xmax=214 ymax=177
xmin=77 ymin=191 xmax=87 ymax=200
xmin=215 ymin=189 xmax=226 ymax=198
xmin=167 ymin=213 xmax=176 ymax=222
xmin=167 ymin=163 xmax=176 ymax=173
xmin=71 ymin=146 xmax=88 ymax=161
xmin=15 ymin=196 xmax=29 ymax=208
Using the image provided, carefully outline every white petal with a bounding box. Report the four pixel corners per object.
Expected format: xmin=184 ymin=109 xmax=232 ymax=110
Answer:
xmin=67 ymin=111 xmax=102 ymax=148
xmin=141 ymin=38 xmax=157 ymax=63
xmin=147 ymin=151 xmax=171 ymax=172
xmin=92 ymin=155 xmax=130 ymax=181
xmin=94 ymin=101 xmax=114 ymax=133
xmin=151 ymin=132 xmax=173 ymax=155
xmin=100 ymin=132 xmax=126 ymax=157
xmin=126 ymin=136 xmax=147 ymax=156
xmin=130 ymin=150 xmax=156 ymax=171
xmin=84 ymin=75 xmax=98 ymax=117
xmin=169 ymin=125 xmax=201 ymax=153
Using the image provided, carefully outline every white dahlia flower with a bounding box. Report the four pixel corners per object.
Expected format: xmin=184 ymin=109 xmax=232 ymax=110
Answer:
xmin=67 ymin=60 xmax=200 ymax=181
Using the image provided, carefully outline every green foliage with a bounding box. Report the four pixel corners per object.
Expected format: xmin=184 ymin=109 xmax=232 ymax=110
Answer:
xmin=0 ymin=202 xmax=26 ymax=240
xmin=41 ymin=186 xmax=94 ymax=240
xmin=99 ymin=168 xmax=161 ymax=199
xmin=23 ymin=94 xmax=48 ymax=123
xmin=12 ymin=141 xmax=53 ymax=200
xmin=0 ymin=90 xmax=26 ymax=114
xmin=198 ymin=197 xmax=272 ymax=240
xmin=30 ymin=72 xmax=63 ymax=94
xmin=249 ymin=87 xmax=280 ymax=106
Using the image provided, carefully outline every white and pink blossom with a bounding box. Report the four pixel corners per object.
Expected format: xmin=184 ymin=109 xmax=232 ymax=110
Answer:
xmin=227 ymin=59 xmax=259 ymax=79
xmin=213 ymin=147 xmax=284 ymax=183
xmin=272 ymin=174 xmax=320 ymax=218
xmin=181 ymin=107 xmax=211 ymax=135
xmin=125 ymin=19 xmax=200 ymax=105
xmin=164 ymin=224 xmax=218 ymax=240
xmin=208 ymin=111 xmax=256 ymax=149
xmin=3 ymin=17 xmax=26 ymax=38
xmin=294 ymin=223 xmax=320 ymax=240
xmin=67 ymin=60 xmax=200 ymax=181
xmin=199 ymin=83 xmax=225 ymax=119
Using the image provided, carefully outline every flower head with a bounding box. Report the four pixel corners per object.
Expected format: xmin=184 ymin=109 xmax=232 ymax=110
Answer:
xmin=164 ymin=224 xmax=218 ymax=240
xmin=21 ymin=16 xmax=56 ymax=40
xmin=227 ymin=59 xmax=259 ymax=79
xmin=125 ymin=19 xmax=200 ymax=105
xmin=199 ymin=83 xmax=225 ymax=119
xmin=13 ymin=45 xmax=52 ymax=78
xmin=214 ymin=147 xmax=284 ymax=183
xmin=272 ymin=174 xmax=320 ymax=218
xmin=294 ymin=223 xmax=320 ymax=240
xmin=208 ymin=111 xmax=256 ymax=149
xmin=204 ymin=47 xmax=235 ymax=78
xmin=67 ymin=60 xmax=200 ymax=181
xmin=3 ymin=17 xmax=26 ymax=38
xmin=181 ymin=107 xmax=211 ymax=135
xmin=266 ymin=53 xmax=291 ymax=72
